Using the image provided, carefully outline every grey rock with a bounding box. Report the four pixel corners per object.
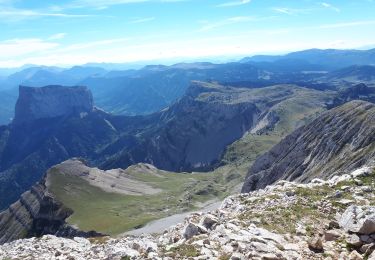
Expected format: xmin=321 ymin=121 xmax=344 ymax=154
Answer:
xmin=308 ymin=236 xmax=324 ymax=252
xmin=369 ymin=250 xmax=375 ymax=260
xmin=231 ymin=252 xmax=245 ymax=260
xmin=324 ymin=229 xmax=342 ymax=241
xmin=182 ymin=222 xmax=206 ymax=240
xmin=359 ymin=235 xmax=372 ymax=243
xmin=349 ymin=250 xmax=363 ymax=260
xmin=200 ymin=214 xmax=219 ymax=230
xmin=359 ymin=243 xmax=375 ymax=255
xmin=361 ymin=186 xmax=373 ymax=193
xmin=338 ymin=199 xmax=355 ymax=206
xmin=261 ymin=253 xmax=280 ymax=260
xmin=347 ymin=234 xmax=363 ymax=247
xmin=339 ymin=206 xmax=375 ymax=235
xmin=329 ymin=220 xmax=340 ymax=229
xmin=341 ymin=186 xmax=352 ymax=192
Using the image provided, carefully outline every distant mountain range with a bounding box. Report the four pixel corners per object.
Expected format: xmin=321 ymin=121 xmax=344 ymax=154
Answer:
xmin=241 ymin=48 xmax=375 ymax=70
xmin=0 ymin=48 xmax=374 ymax=126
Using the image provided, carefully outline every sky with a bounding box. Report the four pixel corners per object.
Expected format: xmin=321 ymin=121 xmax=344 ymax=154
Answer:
xmin=0 ymin=0 xmax=374 ymax=67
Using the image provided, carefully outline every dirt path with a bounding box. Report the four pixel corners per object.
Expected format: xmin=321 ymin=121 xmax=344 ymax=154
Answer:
xmin=123 ymin=200 xmax=222 ymax=236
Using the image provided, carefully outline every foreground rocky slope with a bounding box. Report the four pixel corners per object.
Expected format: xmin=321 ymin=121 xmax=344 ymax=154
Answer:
xmin=1 ymin=165 xmax=374 ymax=259
xmin=242 ymin=100 xmax=375 ymax=193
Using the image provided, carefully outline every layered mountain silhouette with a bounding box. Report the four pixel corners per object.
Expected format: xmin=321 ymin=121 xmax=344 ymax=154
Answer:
xmin=1 ymin=48 xmax=374 ymax=126
xmin=241 ymin=48 xmax=375 ymax=70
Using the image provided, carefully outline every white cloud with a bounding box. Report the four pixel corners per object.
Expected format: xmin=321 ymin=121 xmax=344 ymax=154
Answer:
xmin=273 ymin=7 xmax=310 ymax=15
xmin=0 ymin=39 xmax=59 ymax=59
xmin=48 ymin=33 xmax=67 ymax=40
xmin=0 ymin=8 xmax=93 ymax=21
xmin=217 ymin=0 xmax=251 ymax=7
xmin=67 ymin=0 xmax=185 ymax=9
xmin=0 ymin=31 xmax=374 ymax=68
xmin=129 ymin=17 xmax=155 ymax=24
xmin=55 ymin=38 xmax=130 ymax=52
xmin=318 ymin=20 xmax=375 ymax=29
xmin=198 ymin=16 xmax=263 ymax=32
xmin=320 ymin=2 xmax=340 ymax=12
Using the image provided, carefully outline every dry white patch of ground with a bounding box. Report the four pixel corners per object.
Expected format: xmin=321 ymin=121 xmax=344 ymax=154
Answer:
xmin=47 ymin=159 xmax=162 ymax=196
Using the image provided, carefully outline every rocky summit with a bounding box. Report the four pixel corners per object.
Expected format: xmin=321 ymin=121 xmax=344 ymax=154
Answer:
xmin=0 ymin=166 xmax=374 ymax=259
xmin=13 ymin=85 xmax=94 ymax=125
xmin=242 ymin=100 xmax=375 ymax=193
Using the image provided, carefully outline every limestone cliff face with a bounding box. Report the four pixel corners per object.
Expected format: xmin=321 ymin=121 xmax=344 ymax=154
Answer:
xmin=242 ymin=100 xmax=375 ymax=193
xmin=0 ymin=176 xmax=102 ymax=245
xmin=13 ymin=85 xmax=93 ymax=125
xmin=101 ymin=81 xmax=261 ymax=171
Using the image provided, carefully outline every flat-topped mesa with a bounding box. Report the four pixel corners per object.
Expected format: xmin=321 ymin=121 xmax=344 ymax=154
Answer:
xmin=13 ymin=85 xmax=94 ymax=125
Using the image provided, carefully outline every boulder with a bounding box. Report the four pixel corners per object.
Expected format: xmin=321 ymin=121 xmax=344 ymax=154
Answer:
xmin=231 ymin=252 xmax=245 ymax=260
xmin=369 ymin=250 xmax=375 ymax=260
xmin=308 ymin=236 xmax=324 ymax=252
xmin=324 ymin=229 xmax=342 ymax=241
xmin=260 ymin=253 xmax=280 ymax=260
xmin=359 ymin=235 xmax=373 ymax=243
xmin=200 ymin=214 xmax=219 ymax=229
xmin=349 ymin=250 xmax=363 ymax=260
xmin=182 ymin=222 xmax=207 ymax=240
xmin=359 ymin=243 xmax=375 ymax=255
xmin=346 ymin=234 xmax=363 ymax=247
xmin=339 ymin=206 xmax=375 ymax=235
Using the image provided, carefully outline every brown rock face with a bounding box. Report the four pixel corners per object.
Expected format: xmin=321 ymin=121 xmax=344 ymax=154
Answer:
xmin=13 ymin=85 xmax=93 ymax=125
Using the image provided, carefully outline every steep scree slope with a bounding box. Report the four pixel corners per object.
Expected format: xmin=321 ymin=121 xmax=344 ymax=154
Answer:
xmin=242 ymin=100 xmax=375 ymax=193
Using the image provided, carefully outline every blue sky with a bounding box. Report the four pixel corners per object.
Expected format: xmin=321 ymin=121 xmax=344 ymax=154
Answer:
xmin=0 ymin=0 xmax=374 ymax=67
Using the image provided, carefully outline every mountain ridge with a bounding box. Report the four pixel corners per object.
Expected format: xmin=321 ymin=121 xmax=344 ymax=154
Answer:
xmin=242 ymin=100 xmax=375 ymax=193
xmin=241 ymin=48 xmax=375 ymax=70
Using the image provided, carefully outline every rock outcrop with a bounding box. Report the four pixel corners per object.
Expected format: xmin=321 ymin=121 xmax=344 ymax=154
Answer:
xmin=242 ymin=100 xmax=375 ymax=193
xmin=327 ymin=83 xmax=375 ymax=108
xmin=0 ymin=177 xmax=102 ymax=245
xmin=339 ymin=205 xmax=375 ymax=235
xmin=13 ymin=85 xmax=93 ymax=125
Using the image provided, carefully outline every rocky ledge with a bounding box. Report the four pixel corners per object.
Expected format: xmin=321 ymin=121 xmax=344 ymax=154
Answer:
xmin=0 ymin=165 xmax=374 ymax=259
